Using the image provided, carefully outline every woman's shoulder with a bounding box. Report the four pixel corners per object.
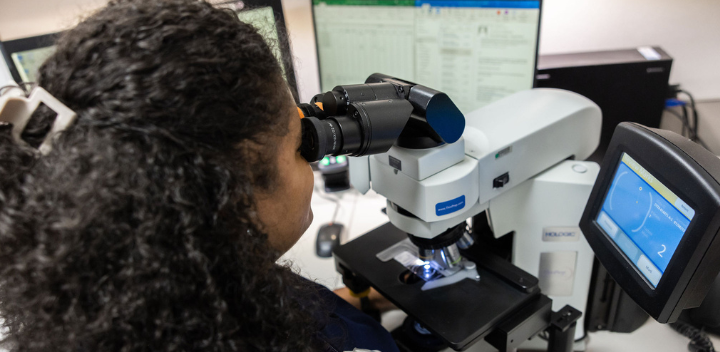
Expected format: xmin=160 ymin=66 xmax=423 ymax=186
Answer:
xmin=298 ymin=276 xmax=400 ymax=352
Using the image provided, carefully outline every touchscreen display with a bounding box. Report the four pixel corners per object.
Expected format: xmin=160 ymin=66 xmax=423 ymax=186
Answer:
xmin=596 ymin=153 xmax=695 ymax=287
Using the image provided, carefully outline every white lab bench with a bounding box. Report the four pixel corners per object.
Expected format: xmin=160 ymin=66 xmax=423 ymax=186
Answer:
xmin=280 ymin=170 xmax=720 ymax=352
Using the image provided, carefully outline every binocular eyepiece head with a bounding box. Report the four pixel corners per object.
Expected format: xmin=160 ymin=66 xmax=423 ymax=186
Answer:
xmin=298 ymin=74 xmax=465 ymax=163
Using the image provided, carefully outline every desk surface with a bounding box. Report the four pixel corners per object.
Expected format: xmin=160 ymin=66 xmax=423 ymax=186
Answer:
xmin=282 ymin=178 xmax=720 ymax=351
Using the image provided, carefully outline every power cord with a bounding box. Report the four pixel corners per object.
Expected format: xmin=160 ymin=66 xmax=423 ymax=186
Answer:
xmin=679 ymin=89 xmax=699 ymax=140
xmin=666 ymin=86 xmax=710 ymax=150
xmin=0 ymin=82 xmax=36 ymax=96
xmin=670 ymin=320 xmax=716 ymax=352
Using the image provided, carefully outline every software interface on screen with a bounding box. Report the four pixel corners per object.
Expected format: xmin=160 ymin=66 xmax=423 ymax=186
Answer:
xmin=6 ymin=7 xmax=281 ymax=85
xmin=10 ymin=46 xmax=56 ymax=83
xmin=237 ymin=7 xmax=285 ymax=76
xmin=596 ymin=153 xmax=695 ymax=288
xmin=313 ymin=0 xmax=540 ymax=113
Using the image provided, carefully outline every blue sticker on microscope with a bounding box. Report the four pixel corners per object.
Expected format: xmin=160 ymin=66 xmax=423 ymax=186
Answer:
xmin=435 ymin=195 xmax=465 ymax=216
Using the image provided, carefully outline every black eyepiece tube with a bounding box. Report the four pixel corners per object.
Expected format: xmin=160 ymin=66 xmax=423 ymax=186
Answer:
xmin=298 ymin=74 xmax=464 ymax=163
xmin=349 ymin=100 xmax=414 ymax=156
xmin=323 ymin=83 xmax=404 ymax=115
xmin=299 ymin=99 xmax=413 ymax=162
xmin=333 ymin=116 xmax=362 ymax=155
xmin=322 ymin=90 xmax=347 ymax=115
xmin=300 ymin=117 xmax=342 ymax=162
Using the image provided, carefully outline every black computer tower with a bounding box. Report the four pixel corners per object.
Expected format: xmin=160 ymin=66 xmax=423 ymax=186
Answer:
xmin=535 ymin=47 xmax=673 ymax=163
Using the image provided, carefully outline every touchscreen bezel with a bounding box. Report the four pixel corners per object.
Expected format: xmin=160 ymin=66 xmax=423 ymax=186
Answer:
xmin=594 ymin=152 xmax=696 ymax=289
xmin=580 ymin=123 xmax=720 ymax=323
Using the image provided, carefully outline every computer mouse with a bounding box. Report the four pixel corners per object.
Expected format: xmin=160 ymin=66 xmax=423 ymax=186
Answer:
xmin=316 ymin=223 xmax=344 ymax=258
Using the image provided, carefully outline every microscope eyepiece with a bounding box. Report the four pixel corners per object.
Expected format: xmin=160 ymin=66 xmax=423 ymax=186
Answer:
xmin=298 ymin=74 xmax=464 ymax=163
xmin=299 ymin=99 xmax=414 ymax=162
xmin=300 ymin=116 xmax=340 ymax=162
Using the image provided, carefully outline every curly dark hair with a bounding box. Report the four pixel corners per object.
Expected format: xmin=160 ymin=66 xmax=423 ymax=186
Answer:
xmin=0 ymin=0 xmax=326 ymax=351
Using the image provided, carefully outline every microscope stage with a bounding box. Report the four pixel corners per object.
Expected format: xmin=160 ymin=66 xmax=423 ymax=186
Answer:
xmin=333 ymin=222 xmax=545 ymax=350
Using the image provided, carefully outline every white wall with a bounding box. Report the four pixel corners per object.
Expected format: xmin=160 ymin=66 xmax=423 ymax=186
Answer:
xmin=283 ymin=0 xmax=720 ymax=102
xmin=0 ymin=0 xmax=107 ymax=41
xmin=540 ymin=0 xmax=720 ymax=101
xmin=281 ymin=0 xmax=321 ymax=103
xmin=2 ymin=0 xmax=718 ymax=102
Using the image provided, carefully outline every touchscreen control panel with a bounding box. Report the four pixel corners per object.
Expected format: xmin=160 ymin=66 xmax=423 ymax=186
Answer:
xmin=596 ymin=153 xmax=695 ymax=287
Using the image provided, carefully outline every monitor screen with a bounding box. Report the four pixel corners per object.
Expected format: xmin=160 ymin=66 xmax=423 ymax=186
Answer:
xmin=312 ymin=0 xmax=541 ymax=113
xmin=1 ymin=33 xmax=62 ymax=84
xmin=2 ymin=5 xmax=297 ymax=97
xmin=237 ymin=7 xmax=286 ymax=77
xmin=10 ymin=46 xmax=56 ymax=83
xmin=595 ymin=153 xmax=695 ymax=288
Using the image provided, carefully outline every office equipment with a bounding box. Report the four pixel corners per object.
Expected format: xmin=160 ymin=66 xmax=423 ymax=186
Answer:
xmin=536 ymin=47 xmax=673 ymax=163
xmin=0 ymin=42 xmax=14 ymax=86
xmin=312 ymin=0 xmax=542 ymax=113
xmin=536 ymin=48 xmax=674 ymax=336
xmin=580 ymin=122 xmax=720 ymax=323
xmin=214 ymin=0 xmax=300 ymax=101
xmin=316 ymin=223 xmax=344 ymax=258
xmin=297 ymin=75 xmax=720 ymax=350
xmin=299 ymin=74 xmax=601 ymax=351
xmin=2 ymin=1 xmax=299 ymax=99
xmin=489 ymin=160 xmax=598 ymax=347
xmin=318 ymin=155 xmax=351 ymax=192
xmin=584 ymin=259 xmax=649 ymax=333
xmin=1 ymin=32 xmax=62 ymax=84
xmin=0 ymin=86 xmax=77 ymax=155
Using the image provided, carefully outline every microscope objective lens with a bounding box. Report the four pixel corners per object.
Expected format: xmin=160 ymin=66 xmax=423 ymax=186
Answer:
xmin=439 ymin=244 xmax=462 ymax=269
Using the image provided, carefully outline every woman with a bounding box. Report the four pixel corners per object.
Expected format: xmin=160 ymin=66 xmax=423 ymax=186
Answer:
xmin=0 ymin=0 xmax=397 ymax=351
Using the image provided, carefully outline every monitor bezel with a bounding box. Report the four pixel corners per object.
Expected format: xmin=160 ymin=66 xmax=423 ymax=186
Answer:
xmin=597 ymin=151 xmax=696 ymax=288
xmin=1 ymin=32 xmax=64 ymax=84
xmin=0 ymin=41 xmax=12 ymax=84
xmin=221 ymin=0 xmax=300 ymax=103
xmin=3 ymin=2 xmax=300 ymax=103
xmin=310 ymin=0 xmax=544 ymax=93
xmin=580 ymin=122 xmax=720 ymax=323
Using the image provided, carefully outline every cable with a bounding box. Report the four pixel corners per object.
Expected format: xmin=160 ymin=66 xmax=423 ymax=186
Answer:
xmin=666 ymin=87 xmax=708 ymax=149
xmin=670 ymin=320 xmax=716 ymax=352
xmin=679 ymin=89 xmax=711 ymax=150
xmin=665 ymin=106 xmax=710 ymax=150
xmin=679 ymin=89 xmax=699 ymax=141
xmin=681 ymin=104 xmax=691 ymax=139
xmin=0 ymin=82 xmax=37 ymax=96
xmin=330 ymin=199 xmax=340 ymax=224
xmin=0 ymin=85 xmax=24 ymax=96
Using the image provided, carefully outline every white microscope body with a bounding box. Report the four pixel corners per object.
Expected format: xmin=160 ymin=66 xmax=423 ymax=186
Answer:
xmin=350 ymin=88 xmax=602 ymax=344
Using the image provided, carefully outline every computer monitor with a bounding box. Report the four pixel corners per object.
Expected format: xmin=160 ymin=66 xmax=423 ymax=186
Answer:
xmin=312 ymin=0 xmax=542 ymax=113
xmin=226 ymin=0 xmax=299 ymax=102
xmin=2 ymin=1 xmax=299 ymax=101
xmin=0 ymin=43 xmax=14 ymax=86
xmin=1 ymin=32 xmax=62 ymax=84
xmin=580 ymin=122 xmax=720 ymax=323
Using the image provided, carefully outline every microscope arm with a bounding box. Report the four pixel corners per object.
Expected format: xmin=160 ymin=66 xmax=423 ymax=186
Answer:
xmin=352 ymin=88 xmax=601 ymax=240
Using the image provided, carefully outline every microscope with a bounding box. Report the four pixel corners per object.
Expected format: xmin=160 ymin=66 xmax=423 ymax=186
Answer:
xmin=299 ymin=74 xmax=603 ymax=351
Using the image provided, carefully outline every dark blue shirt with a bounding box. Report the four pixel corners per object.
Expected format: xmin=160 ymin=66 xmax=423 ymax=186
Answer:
xmin=310 ymin=281 xmax=400 ymax=352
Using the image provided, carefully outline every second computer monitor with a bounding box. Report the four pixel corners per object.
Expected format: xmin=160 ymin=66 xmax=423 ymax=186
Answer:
xmin=312 ymin=0 xmax=541 ymax=113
